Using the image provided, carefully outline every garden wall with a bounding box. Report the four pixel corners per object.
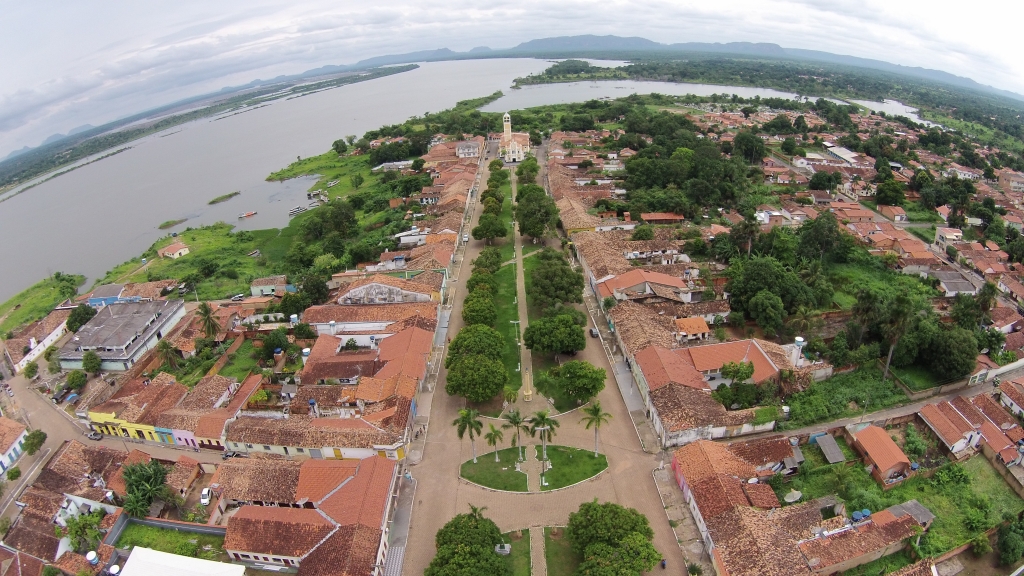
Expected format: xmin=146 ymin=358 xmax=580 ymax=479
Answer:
xmin=978 ymin=441 xmax=1024 ymax=500
xmin=208 ymin=335 xmax=246 ymax=376
xmin=104 ymin=515 xmax=227 ymax=547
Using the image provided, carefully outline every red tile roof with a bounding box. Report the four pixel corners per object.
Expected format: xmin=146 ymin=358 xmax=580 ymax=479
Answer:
xmin=0 ymin=418 xmax=26 ymax=454
xmin=854 ymin=425 xmax=911 ymax=472
xmin=684 ymin=340 xmax=779 ymax=383
xmin=634 ymin=346 xmax=708 ymax=392
xmin=225 ymin=506 xmax=334 ymax=557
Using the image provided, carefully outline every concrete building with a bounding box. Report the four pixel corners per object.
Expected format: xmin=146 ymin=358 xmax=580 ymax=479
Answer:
xmin=58 ymin=300 xmax=186 ymax=371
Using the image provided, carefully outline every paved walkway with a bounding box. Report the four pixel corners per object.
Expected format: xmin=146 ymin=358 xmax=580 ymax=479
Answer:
xmin=403 ymin=150 xmax=686 ymax=574
xmin=529 ymin=527 xmax=547 ymax=576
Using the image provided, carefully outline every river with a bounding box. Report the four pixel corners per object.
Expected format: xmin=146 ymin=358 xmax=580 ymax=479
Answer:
xmin=0 ymin=58 xmax=918 ymax=302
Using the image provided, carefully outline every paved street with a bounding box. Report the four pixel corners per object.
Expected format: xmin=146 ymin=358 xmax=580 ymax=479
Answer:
xmin=403 ymin=149 xmax=685 ymax=574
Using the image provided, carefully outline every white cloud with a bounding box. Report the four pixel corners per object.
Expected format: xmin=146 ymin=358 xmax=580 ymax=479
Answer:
xmin=0 ymin=0 xmax=1021 ymax=156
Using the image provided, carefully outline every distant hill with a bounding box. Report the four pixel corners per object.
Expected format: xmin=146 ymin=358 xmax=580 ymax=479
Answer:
xmin=509 ymin=35 xmax=663 ymax=52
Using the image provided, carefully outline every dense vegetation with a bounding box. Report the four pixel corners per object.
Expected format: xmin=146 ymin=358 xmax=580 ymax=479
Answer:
xmin=426 ymin=506 xmax=511 ymax=576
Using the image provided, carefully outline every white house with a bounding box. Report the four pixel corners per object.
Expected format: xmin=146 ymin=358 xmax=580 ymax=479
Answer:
xmin=3 ymin=308 xmax=71 ymax=374
xmin=0 ymin=418 xmax=28 ymax=472
xmin=157 ymin=242 xmax=190 ymax=259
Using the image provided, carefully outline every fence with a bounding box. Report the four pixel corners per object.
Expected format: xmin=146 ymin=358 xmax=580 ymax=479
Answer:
xmin=880 ymin=360 xmax=971 ymax=401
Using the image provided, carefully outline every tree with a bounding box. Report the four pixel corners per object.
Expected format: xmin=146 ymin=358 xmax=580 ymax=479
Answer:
xmin=721 ymin=361 xmax=755 ymax=384
xmin=412 ymin=158 xmax=426 ymax=172
xmin=733 ymin=131 xmax=766 ymax=164
xmin=447 ymin=325 xmax=504 ymax=368
xmin=472 ymin=247 xmax=504 ymax=274
xmin=977 ymin=281 xmax=999 ymax=314
xmin=527 ymin=410 xmax=560 ymax=461
xmin=67 ymin=304 xmax=97 ymax=333
xmin=472 ymin=213 xmax=508 ymax=244
xmin=630 ymin=225 xmax=654 ymax=241
xmin=197 ymin=302 xmax=219 ymax=338
xmin=514 ymin=184 xmax=557 ymax=239
xmin=781 ymin=137 xmax=797 ymax=155
xmin=580 ymin=402 xmax=612 ymax=457
xmin=66 ymin=369 xmax=87 ymax=391
xmin=60 ymin=509 xmax=106 ymax=552
xmin=332 ymin=139 xmax=348 ymax=154
xmin=523 ymin=314 xmax=586 ymax=356
xmin=565 ymin=500 xmax=655 ymax=556
xmin=294 ymin=323 xmax=317 ymax=339
xmin=426 ymin=508 xmax=510 ymax=576
xmin=462 ymin=292 xmax=498 ymax=327
xmin=927 ymin=327 xmax=979 ymax=378
xmin=577 ymin=532 xmax=661 ymax=575
xmin=350 ymin=173 xmax=364 ymax=189
xmin=23 ymin=362 xmax=38 ymax=379
xmin=22 ymin=430 xmax=46 ymax=455
xmin=484 ymin=424 xmax=504 ymax=462
xmin=502 ymin=408 xmax=528 ymax=462
xmin=875 ymin=180 xmax=905 ymax=206
xmin=880 ymin=294 xmax=917 ymax=382
xmin=156 ymin=339 xmax=178 ymax=369
xmin=551 ymin=360 xmax=606 ymax=402
xmin=82 ymin=351 xmax=102 ymax=375
xmin=446 ymin=355 xmax=507 ymax=403
xmin=122 ymin=493 xmax=149 ymax=519
xmin=528 ymin=250 xmax=584 ymax=310
xmin=452 ymin=409 xmax=484 ymax=464
xmin=261 ymin=328 xmax=290 ymax=361
xmin=747 ymin=290 xmax=786 ymax=336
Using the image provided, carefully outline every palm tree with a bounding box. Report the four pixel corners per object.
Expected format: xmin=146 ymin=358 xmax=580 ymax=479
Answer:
xmin=787 ymin=306 xmax=824 ymax=337
xmin=452 ymin=409 xmax=483 ymax=463
xmin=503 ymin=387 xmax=518 ymax=405
xmin=122 ymin=493 xmax=149 ymax=518
xmin=484 ymin=424 xmax=504 ymax=462
xmin=197 ymin=302 xmax=219 ymax=338
xmin=156 ymin=339 xmax=178 ymax=369
xmin=579 ymin=402 xmax=612 ymax=457
xmin=502 ymin=408 xmax=528 ymax=462
xmin=881 ymin=294 xmax=916 ymax=383
xmin=527 ymin=410 xmax=560 ymax=461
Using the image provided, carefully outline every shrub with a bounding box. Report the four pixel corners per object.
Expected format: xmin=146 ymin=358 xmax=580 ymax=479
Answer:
xmin=5 ymin=467 xmax=19 ymax=481
xmin=23 ymin=362 xmax=38 ymax=379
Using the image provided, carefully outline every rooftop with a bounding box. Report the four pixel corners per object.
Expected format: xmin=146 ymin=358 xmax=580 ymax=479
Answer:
xmin=59 ymin=300 xmax=184 ymax=361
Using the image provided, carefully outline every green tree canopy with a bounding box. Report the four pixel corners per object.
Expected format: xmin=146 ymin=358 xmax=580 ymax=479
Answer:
xmin=82 ymin=350 xmax=102 ymax=375
xmin=523 ymin=314 xmax=586 ymax=355
xmin=472 ymin=214 xmax=508 ymax=244
xmin=748 ymin=290 xmax=786 ymax=335
xmin=630 ymin=225 xmax=654 ymax=241
xmin=66 ymin=370 xmax=87 ymax=390
xmin=550 ymin=360 xmax=606 ymax=402
xmin=67 ymin=304 xmax=97 ymax=333
xmin=721 ymin=361 xmax=755 ymax=384
xmin=446 ymin=355 xmax=508 ymax=402
xmin=527 ymin=249 xmax=584 ymax=310
xmin=462 ymin=292 xmax=498 ymax=327
xmin=733 ymin=131 xmax=766 ymax=164
xmin=565 ymin=500 xmax=655 ymax=556
xmin=23 ymin=429 xmax=47 ymax=455
xmin=446 ymin=325 xmax=505 ymax=368
xmin=875 ymin=180 xmax=905 ymax=206
xmin=472 ymin=247 xmax=504 ymax=274
xmin=426 ymin=507 xmax=510 ymax=576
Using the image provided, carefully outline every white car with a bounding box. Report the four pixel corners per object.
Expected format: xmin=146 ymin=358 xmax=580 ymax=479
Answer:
xmin=200 ymin=488 xmax=212 ymax=506
xmin=463 ymin=234 xmax=469 ymax=243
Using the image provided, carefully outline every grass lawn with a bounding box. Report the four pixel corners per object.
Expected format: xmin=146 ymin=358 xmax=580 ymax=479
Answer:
xmin=781 ymin=455 xmax=1024 ymax=557
xmin=909 ymin=226 xmax=937 ymax=244
xmin=545 ymin=527 xmax=581 ymax=576
xmin=0 ymin=273 xmax=85 ymax=334
xmin=267 ymin=152 xmax=375 ymax=199
xmin=503 ymin=530 xmax=531 ymax=576
xmin=116 ymin=522 xmax=226 ymax=560
xmin=493 ymin=264 xmax=523 ymax=394
xmin=826 ymin=252 xmax=937 ymax=311
xmin=522 ymin=244 xmax=543 ymax=257
xmin=781 ymin=366 xmax=909 ymax=429
xmin=842 ymin=549 xmax=915 ymax=575
xmin=541 ymin=446 xmax=608 ymax=491
xmin=460 ymin=447 xmax=528 ymax=492
xmin=532 ymin=360 xmax=579 ymax=413
xmin=496 ymin=179 xmax=516 ymax=264
xmin=802 ymin=437 xmax=858 ymax=469
xmin=218 ymin=340 xmax=260 ymax=381
xmin=889 ymin=363 xmax=944 ymax=391
xmin=93 ymin=222 xmax=285 ymax=300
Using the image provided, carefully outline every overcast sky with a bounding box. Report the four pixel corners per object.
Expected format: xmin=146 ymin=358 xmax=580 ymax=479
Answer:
xmin=1 ymin=0 xmax=1020 ymax=157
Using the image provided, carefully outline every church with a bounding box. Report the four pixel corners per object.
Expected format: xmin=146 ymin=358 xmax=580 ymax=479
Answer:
xmin=500 ymin=112 xmax=531 ymax=163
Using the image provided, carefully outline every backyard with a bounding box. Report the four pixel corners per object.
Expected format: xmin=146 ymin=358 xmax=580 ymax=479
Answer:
xmin=116 ymin=522 xmax=226 ymax=561
xmin=778 ymin=448 xmax=1024 ymax=557
xmin=826 ymin=253 xmax=937 ymax=311
xmin=780 ymin=366 xmax=909 ymax=429
xmin=459 ymin=447 xmax=528 ymax=492
xmin=217 ymin=340 xmax=260 ymax=381
xmin=889 ymin=364 xmax=948 ymax=391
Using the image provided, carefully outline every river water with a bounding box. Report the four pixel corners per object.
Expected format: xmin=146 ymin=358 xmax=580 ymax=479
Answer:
xmin=0 ymin=58 xmax=918 ymax=301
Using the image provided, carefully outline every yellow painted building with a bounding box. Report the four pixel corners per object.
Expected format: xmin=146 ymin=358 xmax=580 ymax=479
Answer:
xmin=87 ymin=372 xmax=187 ymax=444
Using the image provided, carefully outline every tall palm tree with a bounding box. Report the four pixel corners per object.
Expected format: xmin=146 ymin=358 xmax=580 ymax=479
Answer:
xmin=155 ymin=340 xmax=178 ymax=369
xmin=579 ymin=402 xmax=612 ymax=457
xmin=503 ymin=387 xmax=518 ymax=406
xmin=502 ymin=408 xmax=528 ymax=462
xmin=484 ymin=424 xmax=504 ymax=462
xmin=197 ymin=302 xmax=219 ymax=338
xmin=881 ymin=294 xmax=916 ymax=383
xmin=452 ymin=409 xmax=483 ymax=463
xmin=527 ymin=410 xmax=560 ymax=461
xmin=787 ymin=306 xmax=824 ymax=337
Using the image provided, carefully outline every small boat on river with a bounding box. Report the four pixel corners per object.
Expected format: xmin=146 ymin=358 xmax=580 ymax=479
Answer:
xmin=237 ymin=211 xmax=257 ymax=219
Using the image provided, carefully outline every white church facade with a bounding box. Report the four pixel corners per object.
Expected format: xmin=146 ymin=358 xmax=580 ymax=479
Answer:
xmin=500 ymin=112 xmax=531 ymax=163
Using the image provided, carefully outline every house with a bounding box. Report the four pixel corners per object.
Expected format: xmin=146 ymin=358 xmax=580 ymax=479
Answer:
xmin=917 ymin=402 xmax=980 ymax=457
xmin=224 ymin=412 xmax=408 ymax=460
xmin=929 ymin=270 xmax=977 ymax=297
xmin=850 ymin=425 xmax=913 ymax=486
xmin=878 ymin=205 xmax=907 ymax=222
xmin=157 ymin=242 xmax=190 ymax=259
xmin=2 ymin=308 xmax=72 ymax=373
xmin=88 ymin=372 xmax=189 ymax=442
xmin=58 ymin=300 xmax=187 ymax=372
xmin=673 ymin=317 xmax=711 ymax=342
xmin=641 ymin=212 xmax=687 ymax=225
xmin=302 ymin=302 xmax=438 ymax=336
xmin=336 ymin=274 xmax=440 ymax=305
xmin=989 ymin=306 xmax=1022 ymax=333
xmin=999 ymin=379 xmax=1024 ymax=416
xmin=87 ymin=283 xmax=126 ymax=307
xmin=935 ymin=227 xmax=963 ymax=246
xmin=250 ymin=275 xmax=290 ymax=297
xmin=221 ymin=457 xmax=398 ymax=574
xmin=0 ymin=418 xmax=28 ymax=472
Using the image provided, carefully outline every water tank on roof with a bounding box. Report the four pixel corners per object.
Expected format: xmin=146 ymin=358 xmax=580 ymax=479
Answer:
xmin=274 ymin=348 xmax=283 ymax=354
xmin=290 ymin=314 xmax=299 ymax=324
xmin=109 ymin=565 xmax=121 ymax=575
xmin=302 ymin=348 xmax=311 ymax=357
xmin=862 ymin=509 xmax=871 ymax=517
xmin=86 ymin=551 xmax=98 ymax=565
xmin=309 ymin=398 xmax=316 ymax=406
xmin=852 ymin=511 xmax=864 ymax=522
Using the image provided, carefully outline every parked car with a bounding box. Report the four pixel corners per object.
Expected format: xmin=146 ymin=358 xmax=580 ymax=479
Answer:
xmin=231 ymin=294 xmax=245 ymax=301
xmin=589 ymin=327 xmax=600 ymax=338
xmin=51 ymin=387 xmax=69 ymax=404
xmin=85 ymin=431 xmax=102 ymax=441
xmin=221 ymin=451 xmax=248 ymax=460
xmin=463 ymin=234 xmax=469 ymax=243
xmin=200 ymin=488 xmax=212 ymax=506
